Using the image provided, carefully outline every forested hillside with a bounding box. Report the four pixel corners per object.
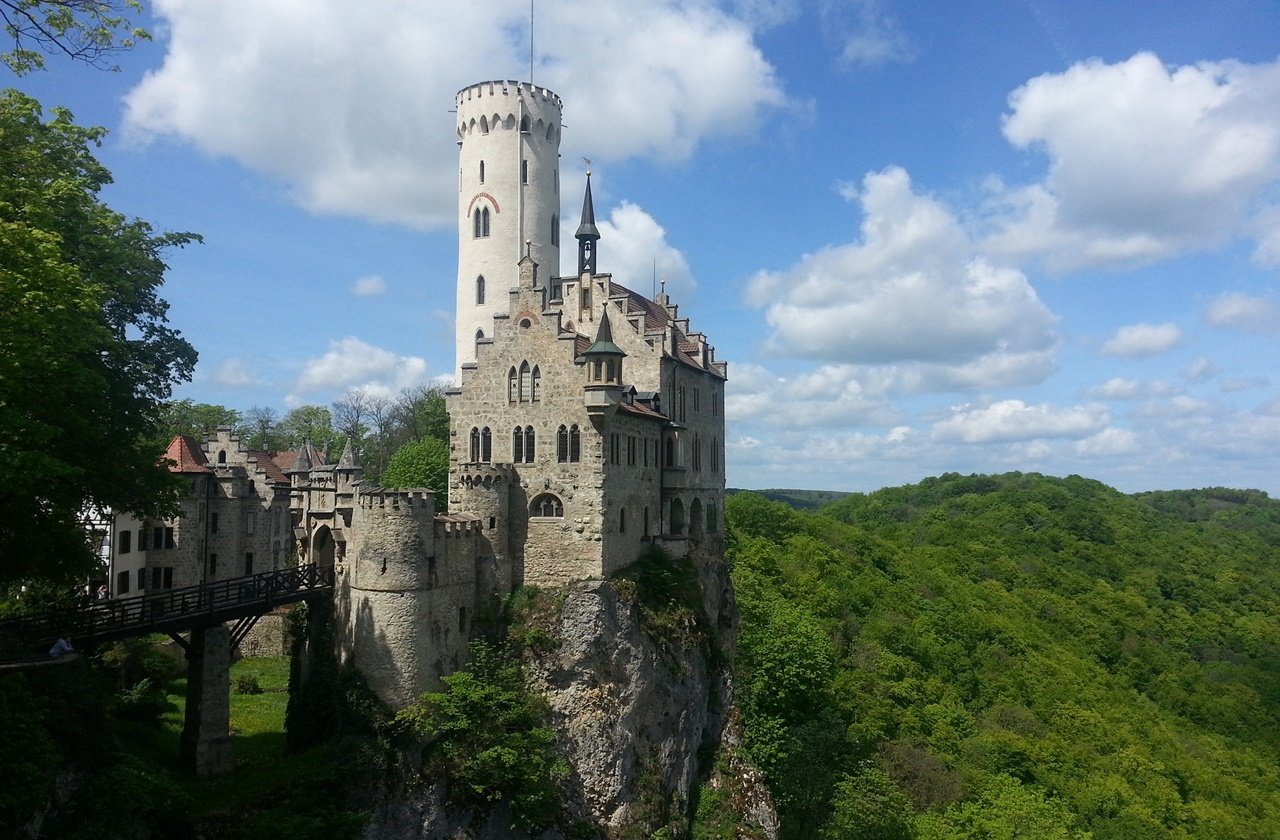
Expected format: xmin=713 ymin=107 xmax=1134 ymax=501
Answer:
xmin=726 ymin=473 xmax=1280 ymax=839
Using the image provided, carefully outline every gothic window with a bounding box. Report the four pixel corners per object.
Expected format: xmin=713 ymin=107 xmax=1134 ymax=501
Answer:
xmin=519 ymin=361 xmax=531 ymax=401
xmin=476 ymin=275 xmax=485 ymax=305
xmin=480 ymin=116 xmax=489 ymax=134
xmin=665 ymin=437 xmax=675 ymax=467
xmin=479 ymin=160 xmax=485 ymax=182
xmin=481 ymin=207 xmax=491 ymax=237
xmin=508 ymin=367 xmax=518 ymax=402
xmin=551 ymin=214 xmax=559 ymax=246
xmin=707 ymin=502 xmax=718 ymax=534
xmin=530 ymin=493 xmax=563 ymax=518
xmin=557 ymin=425 xmax=569 ymax=462
xmin=513 ymin=427 xmax=524 ymax=463
xmin=473 ymin=208 xmax=482 ymax=238
xmin=469 ymin=427 xmax=480 ymax=462
xmin=569 ymin=424 xmax=581 ymax=462
xmin=475 ymin=329 xmax=484 ymax=356
xmin=678 ymin=386 xmax=687 ymax=422
xmin=669 ymin=498 xmax=685 ymax=536
xmin=711 ymin=438 xmax=719 ymax=471
xmin=524 ymin=425 xmax=535 ymax=462
xmin=692 ymin=436 xmax=702 ymax=471
xmin=519 ymin=114 xmax=530 ymax=133
xmin=481 ymin=427 xmax=492 ymax=462
xmin=531 ymin=366 xmax=541 ymax=402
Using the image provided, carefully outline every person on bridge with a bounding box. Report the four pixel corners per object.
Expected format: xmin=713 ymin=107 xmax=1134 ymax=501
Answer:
xmin=49 ymin=635 xmax=74 ymax=658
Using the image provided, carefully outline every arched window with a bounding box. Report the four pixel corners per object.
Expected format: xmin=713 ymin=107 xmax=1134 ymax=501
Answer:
xmin=530 ymin=493 xmax=563 ymax=518
xmin=519 ymin=114 xmax=530 ymax=133
xmin=551 ymin=214 xmax=559 ymax=246
xmin=476 ymin=275 xmax=485 ymax=305
xmin=531 ymin=366 xmax=541 ymax=402
xmin=569 ymin=424 xmax=581 ymax=462
xmin=665 ymin=437 xmax=675 ymax=467
xmin=480 ymin=116 xmax=489 ymax=134
xmin=480 ymin=427 xmax=492 ymax=462
xmin=475 ymin=329 xmax=484 ymax=356
xmin=707 ymin=501 xmax=718 ymax=534
xmin=557 ymin=425 xmax=569 ymax=462
xmin=481 ymin=207 xmax=491 ymax=237
xmin=619 ymin=507 xmax=627 ymax=533
xmin=469 ymin=427 xmax=480 ymax=462
xmin=692 ymin=436 xmax=702 ymax=471
xmin=521 ymin=159 xmax=528 ymax=183
xmin=643 ymin=507 xmax=650 ymax=537
xmin=519 ymin=361 xmax=531 ymax=402
xmin=524 ymin=426 xmax=535 ymax=462
xmin=217 ymin=450 xmax=227 ymax=464
xmin=479 ymin=160 xmax=485 ymax=182
xmin=513 ymin=426 xmax=524 ymax=463
xmin=670 ymin=498 xmax=685 ymax=536
xmin=473 ymin=208 xmax=481 ymax=238
xmin=508 ymin=367 xmax=518 ymax=402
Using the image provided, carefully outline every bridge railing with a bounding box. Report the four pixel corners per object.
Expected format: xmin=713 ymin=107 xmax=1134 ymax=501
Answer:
xmin=0 ymin=563 xmax=334 ymax=662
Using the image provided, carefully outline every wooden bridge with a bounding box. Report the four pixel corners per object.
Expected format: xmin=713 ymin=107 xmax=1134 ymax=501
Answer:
xmin=0 ymin=563 xmax=334 ymax=663
xmin=0 ymin=564 xmax=334 ymax=776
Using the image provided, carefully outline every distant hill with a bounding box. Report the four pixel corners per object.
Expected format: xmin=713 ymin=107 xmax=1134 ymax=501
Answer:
xmin=726 ymin=471 xmax=1280 ymax=839
xmin=727 ymin=487 xmax=851 ymax=511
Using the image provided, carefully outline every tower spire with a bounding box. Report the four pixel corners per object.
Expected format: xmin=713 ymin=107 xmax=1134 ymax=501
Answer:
xmin=576 ymin=170 xmax=600 ymax=275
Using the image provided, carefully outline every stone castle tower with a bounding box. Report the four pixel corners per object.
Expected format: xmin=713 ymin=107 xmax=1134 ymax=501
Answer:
xmin=455 ymin=81 xmax=563 ymax=377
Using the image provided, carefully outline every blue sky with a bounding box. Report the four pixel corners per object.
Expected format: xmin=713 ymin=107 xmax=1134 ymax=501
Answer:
xmin=13 ymin=0 xmax=1280 ymax=494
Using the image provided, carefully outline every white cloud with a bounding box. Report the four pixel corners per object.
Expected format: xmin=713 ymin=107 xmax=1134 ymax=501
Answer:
xmin=351 ymin=274 xmax=388 ymax=297
xmin=984 ymin=52 xmax=1280 ymax=270
xmin=1087 ymin=377 xmax=1176 ymax=400
xmin=821 ymin=0 xmax=914 ymax=68
xmin=1075 ymin=428 xmax=1139 ymax=456
xmin=1100 ymin=322 xmax=1183 ymax=357
xmin=1183 ymin=356 xmax=1218 ymax=383
xmin=1205 ymin=292 xmax=1280 ymax=336
xmin=748 ymin=167 xmax=1059 ymax=390
xmin=1220 ymin=376 xmax=1269 ymax=393
xmin=591 ymin=200 xmax=694 ymax=301
xmin=726 ymin=362 xmax=897 ymax=429
xmin=210 ymin=358 xmax=259 ymax=388
xmin=124 ymin=0 xmax=784 ymax=229
xmin=290 ymin=337 xmax=430 ymax=402
xmin=933 ymin=399 xmax=1110 ymax=444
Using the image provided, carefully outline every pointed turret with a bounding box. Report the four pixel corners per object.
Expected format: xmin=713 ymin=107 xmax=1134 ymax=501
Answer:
xmin=583 ymin=310 xmax=626 ymax=415
xmin=576 ymin=171 xmax=600 ymax=275
xmin=336 ymin=438 xmax=359 ymax=471
xmin=288 ymin=440 xmax=313 ymax=474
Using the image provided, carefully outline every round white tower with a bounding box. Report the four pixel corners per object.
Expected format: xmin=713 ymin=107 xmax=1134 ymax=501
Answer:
xmin=455 ymin=80 xmax=563 ymax=377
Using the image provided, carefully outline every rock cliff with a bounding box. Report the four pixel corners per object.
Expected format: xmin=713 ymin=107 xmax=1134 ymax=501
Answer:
xmin=365 ymin=549 xmax=777 ymax=838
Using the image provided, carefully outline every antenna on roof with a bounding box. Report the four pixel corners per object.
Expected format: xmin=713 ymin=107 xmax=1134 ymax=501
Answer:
xmin=529 ymin=0 xmax=535 ymax=84
xmin=652 ymin=259 xmax=657 ymax=298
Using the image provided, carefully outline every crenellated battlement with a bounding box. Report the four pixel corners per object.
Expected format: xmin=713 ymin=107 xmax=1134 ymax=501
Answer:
xmin=456 ymin=79 xmax=562 ymax=110
xmin=457 ymin=463 xmax=515 ymax=489
xmin=433 ymin=514 xmax=482 ymax=539
xmin=357 ymin=487 xmax=436 ymax=514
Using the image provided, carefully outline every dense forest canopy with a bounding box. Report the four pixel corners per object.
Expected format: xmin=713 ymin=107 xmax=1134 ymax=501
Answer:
xmin=727 ymin=472 xmax=1280 ymax=839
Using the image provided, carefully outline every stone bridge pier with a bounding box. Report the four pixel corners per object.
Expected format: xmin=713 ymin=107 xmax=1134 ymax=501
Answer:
xmin=178 ymin=624 xmax=233 ymax=776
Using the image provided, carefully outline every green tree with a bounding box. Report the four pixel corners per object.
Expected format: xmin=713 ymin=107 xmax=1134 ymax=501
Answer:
xmin=278 ymin=404 xmax=339 ymax=461
xmin=1 ymin=0 xmax=148 ymax=74
xmin=381 ymin=437 xmax=448 ymax=500
xmin=154 ymin=398 xmax=239 ymax=445
xmin=0 ymin=90 xmax=198 ymax=588
xmin=396 ymin=641 xmax=568 ymax=829
xmin=822 ymin=763 xmax=914 ymax=840
xmin=394 ymin=384 xmax=450 ymax=443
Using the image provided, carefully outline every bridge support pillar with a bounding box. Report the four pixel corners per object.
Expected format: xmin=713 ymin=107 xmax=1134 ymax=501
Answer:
xmin=179 ymin=624 xmax=233 ymax=776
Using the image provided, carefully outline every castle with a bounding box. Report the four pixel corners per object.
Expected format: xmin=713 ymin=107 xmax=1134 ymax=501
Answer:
xmin=108 ymin=80 xmax=727 ymax=709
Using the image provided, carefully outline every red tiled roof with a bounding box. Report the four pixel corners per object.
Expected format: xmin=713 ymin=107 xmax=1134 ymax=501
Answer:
xmin=163 ymin=435 xmax=212 ymax=474
xmin=248 ymin=451 xmax=290 ymax=485
xmin=619 ymin=401 xmax=668 ymax=421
